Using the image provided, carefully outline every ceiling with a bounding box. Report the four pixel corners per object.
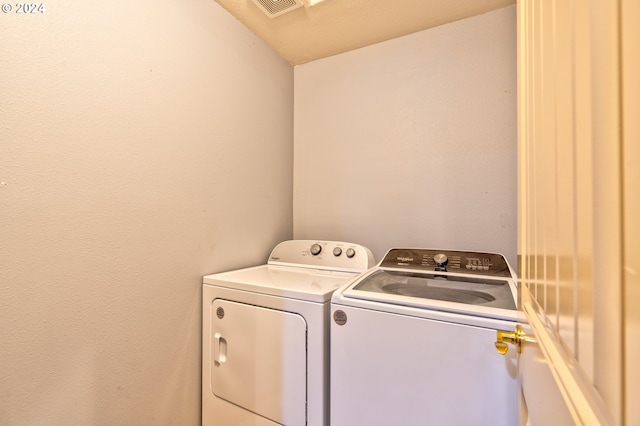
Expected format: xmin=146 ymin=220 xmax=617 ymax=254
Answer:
xmin=215 ymin=0 xmax=515 ymax=65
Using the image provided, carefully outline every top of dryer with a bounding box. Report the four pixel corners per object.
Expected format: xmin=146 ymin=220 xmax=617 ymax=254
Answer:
xmin=203 ymin=240 xmax=375 ymax=303
xmin=268 ymin=240 xmax=375 ymax=273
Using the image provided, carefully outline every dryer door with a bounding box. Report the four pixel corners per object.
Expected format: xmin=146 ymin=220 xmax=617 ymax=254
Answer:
xmin=211 ymin=299 xmax=307 ymax=426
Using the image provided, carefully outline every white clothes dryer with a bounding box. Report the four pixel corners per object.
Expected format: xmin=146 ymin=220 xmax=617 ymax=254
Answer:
xmin=330 ymin=248 xmax=521 ymax=426
xmin=202 ymin=240 xmax=374 ymax=426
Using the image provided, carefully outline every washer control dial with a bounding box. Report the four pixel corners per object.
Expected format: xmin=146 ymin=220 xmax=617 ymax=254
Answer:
xmin=433 ymin=253 xmax=448 ymax=266
xmin=346 ymin=248 xmax=356 ymax=258
xmin=310 ymin=243 xmax=322 ymax=256
xmin=333 ymin=247 xmax=343 ymax=256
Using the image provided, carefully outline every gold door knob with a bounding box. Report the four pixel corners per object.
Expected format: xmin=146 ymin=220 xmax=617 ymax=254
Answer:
xmin=494 ymin=341 xmax=509 ymax=355
xmin=495 ymin=325 xmax=536 ymax=355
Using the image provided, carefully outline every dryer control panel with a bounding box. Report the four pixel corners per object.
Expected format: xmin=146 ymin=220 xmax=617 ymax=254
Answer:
xmin=380 ymin=248 xmax=512 ymax=278
xmin=268 ymin=240 xmax=375 ymax=273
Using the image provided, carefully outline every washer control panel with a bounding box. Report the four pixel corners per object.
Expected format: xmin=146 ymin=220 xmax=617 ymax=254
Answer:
xmin=380 ymin=248 xmax=512 ymax=277
xmin=268 ymin=240 xmax=375 ymax=273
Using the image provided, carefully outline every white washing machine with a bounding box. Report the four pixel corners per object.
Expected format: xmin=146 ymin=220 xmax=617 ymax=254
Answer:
xmin=202 ymin=240 xmax=375 ymax=426
xmin=330 ymin=248 xmax=521 ymax=426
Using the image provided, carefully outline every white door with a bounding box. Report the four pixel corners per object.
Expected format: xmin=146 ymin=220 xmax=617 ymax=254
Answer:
xmin=211 ymin=299 xmax=307 ymax=426
xmin=516 ymin=0 xmax=639 ymax=424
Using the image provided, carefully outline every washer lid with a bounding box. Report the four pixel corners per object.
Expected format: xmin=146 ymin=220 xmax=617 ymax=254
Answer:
xmin=342 ymin=268 xmax=517 ymax=320
xmin=204 ymin=264 xmax=359 ymax=303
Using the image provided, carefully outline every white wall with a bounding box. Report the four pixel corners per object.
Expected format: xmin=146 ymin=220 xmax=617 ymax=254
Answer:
xmin=294 ymin=6 xmax=517 ymax=267
xmin=0 ymin=1 xmax=293 ymax=424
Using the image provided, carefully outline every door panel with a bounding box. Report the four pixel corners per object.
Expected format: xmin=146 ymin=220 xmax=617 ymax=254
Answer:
xmin=518 ymin=323 xmax=573 ymax=426
xmin=211 ymin=299 xmax=307 ymax=426
xmin=519 ymin=294 xmax=611 ymax=424
xmin=517 ymin=0 xmax=626 ymax=423
xmin=622 ymin=0 xmax=640 ymax=423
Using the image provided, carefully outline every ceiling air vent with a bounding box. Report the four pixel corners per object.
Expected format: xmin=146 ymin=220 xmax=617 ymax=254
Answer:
xmin=250 ymin=0 xmax=303 ymax=18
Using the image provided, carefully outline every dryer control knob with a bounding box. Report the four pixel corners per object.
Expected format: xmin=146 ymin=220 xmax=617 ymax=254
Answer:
xmin=310 ymin=243 xmax=322 ymax=255
xmin=346 ymin=248 xmax=356 ymax=258
xmin=433 ymin=253 xmax=448 ymax=266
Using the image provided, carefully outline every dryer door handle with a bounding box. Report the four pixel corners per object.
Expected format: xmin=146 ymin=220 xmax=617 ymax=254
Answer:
xmin=213 ymin=333 xmax=227 ymax=364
